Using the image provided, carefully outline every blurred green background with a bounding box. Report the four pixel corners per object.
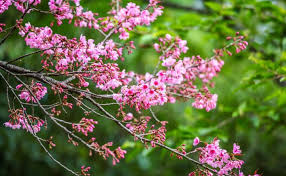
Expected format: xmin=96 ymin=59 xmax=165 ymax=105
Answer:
xmin=1 ymin=0 xmax=286 ymax=175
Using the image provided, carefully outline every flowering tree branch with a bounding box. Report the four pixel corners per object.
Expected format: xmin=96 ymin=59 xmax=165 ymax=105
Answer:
xmin=0 ymin=0 xmax=258 ymax=176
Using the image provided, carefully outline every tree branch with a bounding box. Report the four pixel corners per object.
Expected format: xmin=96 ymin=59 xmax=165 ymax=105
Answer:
xmin=0 ymin=60 xmax=218 ymax=175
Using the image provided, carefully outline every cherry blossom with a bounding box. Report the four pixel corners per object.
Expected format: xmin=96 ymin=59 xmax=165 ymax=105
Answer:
xmin=193 ymin=137 xmax=200 ymax=146
xmin=72 ymin=118 xmax=98 ymax=136
xmin=4 ymin=109 xmax=45 ymax=134
xmin=17 ymin=81 xmax=47 ymax=103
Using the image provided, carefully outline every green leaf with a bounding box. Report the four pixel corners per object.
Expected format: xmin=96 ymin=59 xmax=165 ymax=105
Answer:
xmin=205 ymin=2 xmax=222 ymax=12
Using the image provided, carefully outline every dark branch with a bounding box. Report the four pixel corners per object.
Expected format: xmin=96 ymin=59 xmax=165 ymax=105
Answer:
xmin=0 ymin=61 xmax=112 ymax=99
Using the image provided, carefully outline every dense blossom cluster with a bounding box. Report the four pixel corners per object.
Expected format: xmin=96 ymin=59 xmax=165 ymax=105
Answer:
xmin=48 ymin=0 xmax=163 ymax=40
xmin=154 ymin=34 xmax=188 ymax=60
xmin=18 ymin=23 xmax=133 ymax=90
xmin=112 ymin=1 xmax=163 ymax=40
xmin=16 ymin=82 xmax=47 ymax=103
xmin=0 ymin=0 xmax=12 ymax=14
xmin=0 ymin=0 xmax=41 ymax=14
xmin=18 ymin=23 xmax=124 ymax=61
xmin=113 ymin=34 xmax=234 ymax=112
xmin=48 ymin=0 xmax=99 ymax=28
xmin=194 ymin=138 xmax=244 ymax=176
xmin=87 ymin=62 xmax=131 ymax=90
xmin=113 ymin=77 xmax=168 ymax=111
xmin=72 ymin=118 xmax=98 ymax=136
xmin=4 ymin=109 xmax=45 ymax=133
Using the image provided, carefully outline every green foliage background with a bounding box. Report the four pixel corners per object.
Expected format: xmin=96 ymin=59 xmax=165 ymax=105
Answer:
xmin=0 ymin=0 xmax=286 ymax=175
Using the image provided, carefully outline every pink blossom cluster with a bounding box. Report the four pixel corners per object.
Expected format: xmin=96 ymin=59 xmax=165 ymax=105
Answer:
xmin=191 ymin=87 xmax=218 ymax=112
xmin=125 ymin=116 xmax=151 ymax=133
xmin=18 ymin=22 xmax=134 ymax=90
xmin=80 ymin=166 xmax=91 ymax=176
xmin=14 ymin=0 xmax=41 ymax=13
xmin=154 ymin=35 xmax=225 ymax=111
xmin=16 ymin=82 xmax=47 ymax=103
xmin=226 ymin=32 xmax=249 ymax=54
xmin=88 ymin=63 xmax=131 ymax=91
xmin=112 ymin=0 xmax=163 ymax=40
xmin=100 ymin=142 xmax=126 ymax=165
xmin=89 ymin=139 xmax=127 ymax=165
xmin=114 ymin=34 xmax=228 ymax=112
xmin=113 ymin=76 xmax=168 ymax=111
xmin=196 ymin=138 xmax=245 ymax=176
xmin=18 ymin=24 xmax=126 ymax=71
xmin=113 ymin=147 xmax=127 ymax=165
xmin=18 ymin=23 xmax=60 ymax=50
xmin=149 ymin=121 xmax=167 ymax=147
xmin=123 ymin=113 xmax=133 ymax=121
xmin=72 ymin=118 xmax=98 ymax=136
xmin=0 ymin=0 xmax=40 ymax=14
xmin=4 ymin=109 xmax=44 ymax=134
xmin=0 ymin=0 xmax=12 ymax=14
xmin=154 ymin=34 xmax=188 ymax=60
xmin=48 ymin=0 xmax=99 ymax=28
xmin=48 ymin=0 xmax=73 ymax=25
xmin=123 ymin=115 xmax=167 ymax=147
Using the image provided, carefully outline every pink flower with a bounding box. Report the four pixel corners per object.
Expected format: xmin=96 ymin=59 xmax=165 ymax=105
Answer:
xmin=154 ymin=43 xmax=160 ymax=52
xmin=113 ymin=0 xmax=163 ymax=40
xmin=233 ymin=143 xmax=242 ymax=155
xmin=119 ymin=29 xmax=129 ymax=40
xmin=165 ymin=34 xmax=172 ymax=41
xmin=115 ymin=147 xmax=127 ymax=159
xmin=123 ymin=113 xmax=133 ymax=121
xmin=19 ymin=91 xmax=31 ymax=102
xmin=80 ymin=165 xmax=91 ymax=175
xmin=72 ymin=118 xmax=98 ymax=136
xmin=162 ymin=57 xmax=176 ymax=67
xmin=16 ymin=84 xmax=23 ymax=90
xmin=193 ymin=137 xmax=200 ymax=146
xmin=198 ymin=138 xmax=245 ymax=175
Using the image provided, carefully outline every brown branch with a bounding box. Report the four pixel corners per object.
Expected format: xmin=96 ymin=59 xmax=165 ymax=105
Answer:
xmin=0 ymin=60 xmax=218 ymax=174
xmin=0 ymin=61 xmax=113 ymax=99
xmin=84 ymin=96 xmax=218 ymax=174
xmin=0 ymin=71 xmax=79 ymax=176
xmin=7 ymin=50 xmax=43 ymax=64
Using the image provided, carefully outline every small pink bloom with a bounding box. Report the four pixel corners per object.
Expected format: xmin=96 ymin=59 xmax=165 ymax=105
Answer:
xmin=193 ymin=137 xmax=200 ymax=146
xmin=233 ymin=143 xmax=242 ymax=154
xmin=165 ymin=34 xmax=172 ymax=41
xmin=16 ymin=84 xmax=23 ymax=90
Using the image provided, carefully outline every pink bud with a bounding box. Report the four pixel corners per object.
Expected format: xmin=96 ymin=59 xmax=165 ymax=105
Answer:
xmin=193 ymin=137 xmax=200 ymax=146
